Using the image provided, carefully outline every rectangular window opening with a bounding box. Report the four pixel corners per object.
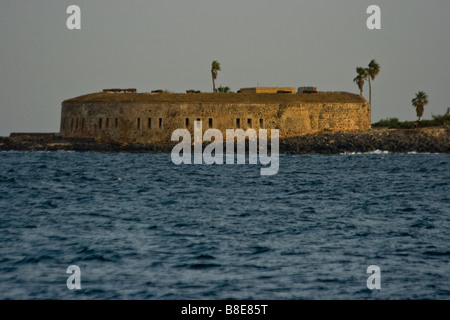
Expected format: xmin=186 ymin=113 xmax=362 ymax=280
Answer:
xmin=81 ymin=118 xmax=85 ymax=129
xmin=208 ymin=118 xmax=213 ymax=128
xmin=260 ymin=119 xmax=264 ymax=128
xmin=185 ymin=118 xmax=189 ymax=128
xmin=148 ymin=118 xmax=152 ymax=129
xmin=137 ymin=118 xmax=141 ymax=129
xmin=98 ymin=118 xmax=102 ymax=129
xmin=106 ymin=118 xmax=109 ymax=128
xmin=236 ymin=118 xmax=240 ymax=129
xmin=248 ymin=118 xmax=252 ymax=128
xmin=75 ymin=118 xmax=79 ymax=129
xmin=115 ymin=118 xmax=118 ymax=128
xmin=159 ymin=118 xmax=162 ymax=128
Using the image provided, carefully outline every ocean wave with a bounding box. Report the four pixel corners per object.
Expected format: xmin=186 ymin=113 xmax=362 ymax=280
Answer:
xmin=341 ymin=150 xmax=439 ymax=155
xmin=340 ymin=149 xmax=390 ymax=155
xmin=0 ymin=152 xmax=449 ymax=299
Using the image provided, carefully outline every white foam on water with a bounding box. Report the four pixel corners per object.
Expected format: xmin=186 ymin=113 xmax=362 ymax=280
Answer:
xmin=340 ymin=149 xmax=390 ymax=155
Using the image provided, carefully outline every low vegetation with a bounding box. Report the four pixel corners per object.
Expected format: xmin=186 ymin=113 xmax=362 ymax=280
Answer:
xmin=372 ymin=108 xmax=450 ymax=129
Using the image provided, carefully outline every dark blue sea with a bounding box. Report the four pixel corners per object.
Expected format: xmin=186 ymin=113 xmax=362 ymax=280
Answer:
xmin=0 ymin=151 xmax=449 ymax=300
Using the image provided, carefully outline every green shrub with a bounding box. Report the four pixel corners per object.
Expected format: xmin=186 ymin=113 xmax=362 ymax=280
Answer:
xmin=372 ymin=118 xmax=400 ymax=128
xmin=373 ymin=110 xmax=450 ymax=128
xmin=398 ymin=121 xmax=414 ymax=129
xmin=431 ymin=108 xmax=450 ymax=125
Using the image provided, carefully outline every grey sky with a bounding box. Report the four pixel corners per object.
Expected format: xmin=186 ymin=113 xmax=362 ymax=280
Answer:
xmin=1 ymin=0 xmax=449 ymax=136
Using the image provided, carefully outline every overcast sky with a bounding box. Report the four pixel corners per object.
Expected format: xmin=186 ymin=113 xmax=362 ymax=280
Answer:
xmin=1 ymin=0 xmax=449 ymax=136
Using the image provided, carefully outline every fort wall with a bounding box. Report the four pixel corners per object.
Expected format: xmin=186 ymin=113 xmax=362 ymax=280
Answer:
xmin=60 ymin=92 xmax=371 ymax=144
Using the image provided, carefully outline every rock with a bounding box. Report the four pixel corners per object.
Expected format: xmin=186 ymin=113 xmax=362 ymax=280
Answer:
xmin=1 ymin=128 xmax=449 ymax=154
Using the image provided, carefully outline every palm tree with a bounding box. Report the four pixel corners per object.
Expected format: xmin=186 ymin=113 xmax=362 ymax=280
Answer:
xmin=353 ymin=67 xmax=367 ymax=96
xmin=366 ymin=59 xmax=380 ymax=105
xmin=211 ymin=60 xmax=221 ymax=93
xmin=411 ymin=91 xmax=429 ymax=123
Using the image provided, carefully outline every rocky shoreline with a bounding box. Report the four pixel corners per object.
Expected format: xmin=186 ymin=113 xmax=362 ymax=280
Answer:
xmin=1 ymin=127 xmax=449 ymax=154
xmin=280 ymin=127 xmax=450 ymax=154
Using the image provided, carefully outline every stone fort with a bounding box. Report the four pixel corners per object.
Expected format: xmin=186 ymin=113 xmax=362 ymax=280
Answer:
xmin=60 ymin=87 xmax=371 ymax=144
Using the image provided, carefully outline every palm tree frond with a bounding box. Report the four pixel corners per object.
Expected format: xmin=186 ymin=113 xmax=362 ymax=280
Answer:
xmin=211 ymin=60 xmax=221 ymax=71
xmin=367 ymin=59 xmax=380 ymax=80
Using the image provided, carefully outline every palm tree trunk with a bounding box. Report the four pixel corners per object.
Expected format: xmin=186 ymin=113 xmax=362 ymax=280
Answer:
xmin=417 ymin=105 xmax=424 ymax=124
xmin=368 ymin=77 xmax=372 ymax=105
xmin=212 ymin=74 xmax=216 ymax=93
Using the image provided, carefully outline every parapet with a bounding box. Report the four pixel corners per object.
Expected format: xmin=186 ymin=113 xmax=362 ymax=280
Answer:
xmin=103 ymin=88 xmax=137 ymax=93
xmin=237 ymin=87 xmax=296 ymax=94
xmin=63 ymin=91 xmax=365 ymax=104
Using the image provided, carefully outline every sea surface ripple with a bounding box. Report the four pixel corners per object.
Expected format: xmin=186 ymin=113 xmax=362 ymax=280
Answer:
xmin=0 ymin=151 xmax=449 ymax=299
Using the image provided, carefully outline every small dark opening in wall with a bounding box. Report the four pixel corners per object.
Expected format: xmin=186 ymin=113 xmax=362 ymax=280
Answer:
xmin=76 ymin=118 xmax=79 ymax=129
xmin=185 ymin=118 xmax=189 ymax=128
xmin=137 ymin=118 xmax=141 ymax=129
xmin=115 ymin=118 xmax=118 ymax=128
xmin=159 ymin=118 xmax=162 ymax=128
xmin=248 ymin=118 xmax=252 ymax=128
xmin=81 ymin=118 xmax=85 ymax=129
xmin=106 ymin=118 xmax=109 ymax=128
xmin=98 ymin=118 xmax=103 ymax=129
xmin=148 ymin=118 xmax=152 ymax=129
xmin=236 ymin=118 xmax=240 ymax=129
xmin=260 ymin=119 xmax=264 ymax=128
xmin=209 ymin=118 xmax=213 ymax=128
